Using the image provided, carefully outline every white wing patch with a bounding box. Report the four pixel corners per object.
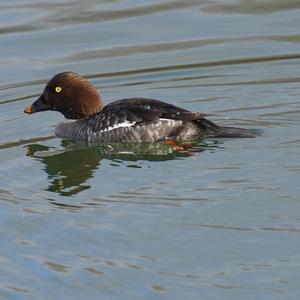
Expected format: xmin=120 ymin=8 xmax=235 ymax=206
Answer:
xmin=100 ymin=120 xmax=136 ymax=132
xmin=159 ymin=118 xmax=176 ymax=121
xmin=159 ymin=118 xmax=181 ymax=126
xmin=100 ymin=119 xmax=178 ymax=133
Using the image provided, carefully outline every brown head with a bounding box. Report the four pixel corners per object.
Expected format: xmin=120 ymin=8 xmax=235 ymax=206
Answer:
xmin=24 ymin=72 xmax=103 ymax=119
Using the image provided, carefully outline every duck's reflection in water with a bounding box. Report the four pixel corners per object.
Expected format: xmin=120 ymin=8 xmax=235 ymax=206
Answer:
xmin=25 ymin=140 xmax=216 ymax=196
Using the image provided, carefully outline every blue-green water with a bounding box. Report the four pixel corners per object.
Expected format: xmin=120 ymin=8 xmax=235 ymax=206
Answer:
xmin=1 ymin=1 xmax=300 ymax=299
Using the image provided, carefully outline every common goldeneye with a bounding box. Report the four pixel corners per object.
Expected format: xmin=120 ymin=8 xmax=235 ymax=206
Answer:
xmin=24 ymin=72 xmax=255 ymax=143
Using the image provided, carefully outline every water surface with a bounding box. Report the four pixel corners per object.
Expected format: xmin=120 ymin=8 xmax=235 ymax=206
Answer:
xmin=1 ymin=1 xmax=300 ymax=299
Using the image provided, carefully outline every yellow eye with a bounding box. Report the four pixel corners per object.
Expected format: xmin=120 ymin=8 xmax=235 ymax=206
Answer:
xmin=55 ymin=86 xmax=62 ymax=93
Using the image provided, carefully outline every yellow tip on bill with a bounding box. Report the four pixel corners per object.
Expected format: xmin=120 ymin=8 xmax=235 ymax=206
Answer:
xmin=24 ymin=106 xmax=33 ymax=114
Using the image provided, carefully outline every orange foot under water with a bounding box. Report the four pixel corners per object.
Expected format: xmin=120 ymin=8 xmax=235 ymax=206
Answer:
xmin=165 ymin=139 xmax=206 ymax=156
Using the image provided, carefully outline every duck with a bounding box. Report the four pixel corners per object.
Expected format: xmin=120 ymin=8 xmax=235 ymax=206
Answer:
xmin=24 ymin=72 xmax=255 ymax=143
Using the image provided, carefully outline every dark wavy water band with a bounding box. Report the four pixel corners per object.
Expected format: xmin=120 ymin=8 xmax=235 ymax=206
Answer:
xmin=1 ymin=53 xmax=299 ymax=91
xmin=0 ymin=136 xmax=55 ymax=150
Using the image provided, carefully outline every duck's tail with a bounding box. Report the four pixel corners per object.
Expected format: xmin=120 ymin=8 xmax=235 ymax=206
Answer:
xmin=214 ymin=126 xmax=257 ymax=138
xmin=193 ymin=117 xmax=257 ymax=138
